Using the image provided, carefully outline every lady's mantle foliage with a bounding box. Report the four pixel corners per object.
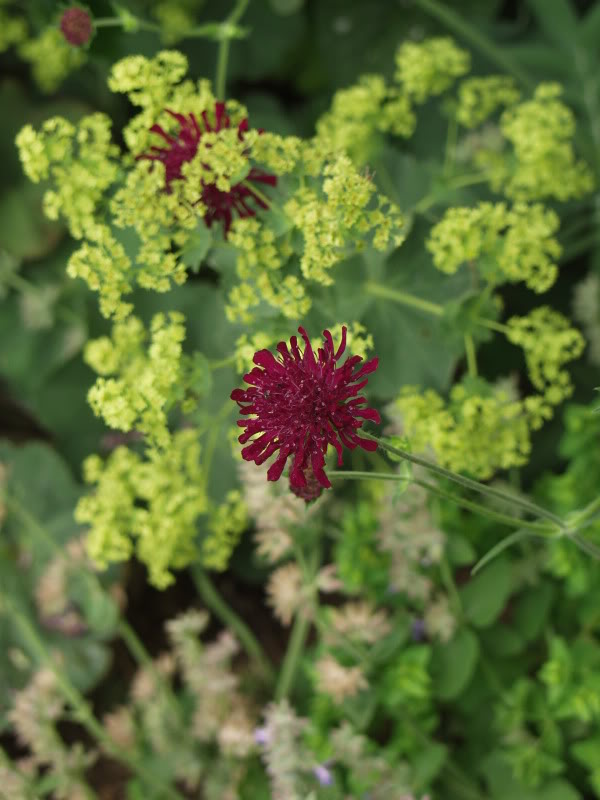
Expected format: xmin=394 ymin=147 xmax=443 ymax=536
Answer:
xmin=138 ymin=103 xmax=277 ymax=234
xmin=231 ymin=326 xmax=380 ymax=491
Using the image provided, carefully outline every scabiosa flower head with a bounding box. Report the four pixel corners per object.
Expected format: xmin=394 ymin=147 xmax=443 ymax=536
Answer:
xmin=231 ymin=326 xmax=380 ymax=492
xmin=60 ymin=7 xmax=93 ymax=47
xmin=139 ymin=102 xmax=277 ymax=234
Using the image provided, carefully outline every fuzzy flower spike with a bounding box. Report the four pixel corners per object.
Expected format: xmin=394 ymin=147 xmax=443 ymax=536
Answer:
xmin=231 ymin=326 xmax=380 ymax=492
xmin=139 ymin=102 xmax=277 ymax=234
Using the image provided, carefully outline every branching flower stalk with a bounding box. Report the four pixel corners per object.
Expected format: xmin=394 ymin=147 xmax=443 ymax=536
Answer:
xmin=1 ymin=593 xmax=186 ymax=800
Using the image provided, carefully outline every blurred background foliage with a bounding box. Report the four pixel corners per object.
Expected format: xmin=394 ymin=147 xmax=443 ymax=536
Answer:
xmin=2 ymin=1 xmax=600 ymax=798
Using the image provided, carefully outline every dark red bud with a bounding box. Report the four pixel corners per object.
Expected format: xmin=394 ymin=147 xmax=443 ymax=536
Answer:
xmin=60 ymin=7 xmax=93 ymax=47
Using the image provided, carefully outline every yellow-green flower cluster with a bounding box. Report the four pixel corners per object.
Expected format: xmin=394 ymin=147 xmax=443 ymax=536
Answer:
xmin=394 ymin=37 xmax=470 ymax=103
xmin=110 ymin=159 xmax=192 ymax=295
xmin=234 ymin=331 xmax=279 ymax=373
xmin=481 ymin=83 xmax=594 ymax=201
xmin=66 ymin=226 xmax=134 ymax=319
xmin=285 ymin=154 xmax=405 ymax=286
xmin=394 ymin=378 xmax=552 ymax=478
xmin=18 ymin=27 xmax=86 ymax=93
xmin=506 ymin=307 xmax=585 ymax=404
xmin=16 ymin=114 xmax=119 ymax=239
xmin=107 ymin=50 xmax=204 ymax=152
xmin=77 ymin=429 xmax=206 ymax=588
xmin=455 ymin=75 xmax=520 ymax=128
xmin=394 ymin=380 xmax=551 ymax=479
xmin=201 ymin=490 xmax=248 ymax=571
xmin=225 ymin=217 xmax=308 ymax=323
xmin=329 ymin=322 xmax=373 ymax=360
xmin=427 ymin=201 xmax=561 ymax=293
xmin=84 ymin=313 xmax=187 ymax=449
xmin=315 ymin=75 xmax=415 ymax=164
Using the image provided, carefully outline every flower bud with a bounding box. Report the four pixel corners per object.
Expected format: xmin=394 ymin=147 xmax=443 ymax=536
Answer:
xmin=60 ymin=7 xmax=93 ymax=47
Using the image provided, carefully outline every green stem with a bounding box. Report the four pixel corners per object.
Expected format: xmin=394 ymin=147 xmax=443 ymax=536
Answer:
xmin=191 ymin=567 xmax=275 ymax=682
xmin=329 ymin=471 xmax=552 ymax=533
xmin=275 ymin=547 xmax=320 ymax=701
xmin=362 ymin=432 xmax=566 ymax=528
xmin=364 ymin=282 xmax=509 ymax=342
xmin=215 ymin=0 xmax=250 ymax=99
xmin=464 ymin=333 xmax=478 ymax=377
xmin=412 ymin=477 xmax=552 ymax=533
xmin=93 ymin=17 xmax=161 ymax=32
xmin=4 ymin=598 xmax=184 ymax=800
xmin=117 ymin=620 xmax=183 ymax=721
xmin=412 ymin=0 xmax=535 ymax=89
xmin=5 ymin=495 xmax=184 ymax=716
xmin=472 ymin=315 xmax=510 ymax=335
xmin=414 ymin=173 xmax=490 ymax=214
xmin=275 ymin=608 xmax=312 ymax=701
xmin=364 ymin=281 xmax=444 ymax=316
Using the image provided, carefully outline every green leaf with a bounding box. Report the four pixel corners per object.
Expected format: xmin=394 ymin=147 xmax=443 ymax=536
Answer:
xmin=412 ymin=740 xmax=448 ymax=789
xmin=480 ymin=623 xmax=526 ymax=657
xmin=446 ymin=534 xmax=476 ymax=566
xmin=513 ymin=582 xmax=554 ymax=642
xmin=179 ymin=222 xmax=212 ymax=272
xmin=431 ymin=627 xmax=479 ymax=700
xmin=460 ymin=556 xmax=512 ymax=628
xmin=525 ymin=0 xmax=579 ymax=53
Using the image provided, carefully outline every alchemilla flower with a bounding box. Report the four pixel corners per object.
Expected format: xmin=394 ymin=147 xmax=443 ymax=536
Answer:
xmin=139 ymin=102 xmax=277 ymax=234
xmin=231 ymin=326 xmax=380 ymax=491
xmin=60 ymin=7 xmax=93 ymax=47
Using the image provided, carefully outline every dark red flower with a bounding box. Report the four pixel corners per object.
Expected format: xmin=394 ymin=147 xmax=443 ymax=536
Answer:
xmin=138 ymin=103 xmax=277 ymax=235
xmin=60 ymin=7 xmax=93 ymax=46
xmin=231 ymin=326 xmax=381 ymax=490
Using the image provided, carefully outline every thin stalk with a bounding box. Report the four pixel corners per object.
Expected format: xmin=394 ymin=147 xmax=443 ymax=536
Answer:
xmin=93 ymin=17 xmax=161 ymax=32
xmin=215 ymin=0 xmax=250 ymax=99
xmin=5 ymin=598 xmax=184 ymax=800
xmin=362 ymin=432 xmax=566 ymax=528
xmin=414 ymin=173 xmax=490 ymax=214
xmin=412 ymin=0 xmax=535 ymax=90
xmin=472 ymin=316 xmax=510 ymax=335
xmin=364 ymin=281 xmax=444 ymax=316
xmin=464 ymin=333 xmax=478 ymax=377
xmin=364 ymin=281 xmax=509 ymax=342
xmin=329 ymin=471 xmax=551 ymax=533
xmin=5 ymin=495 xmax=180 ymax=708
xmin=191 ymin=566 xmax=275 ymax=682
xmin=275 ymin=546 xmax=320 ymax=701
xmin=274 ymin=610 xmax=312 ymax=701
xmin=412 ymin=477 xmax=552 ymax=533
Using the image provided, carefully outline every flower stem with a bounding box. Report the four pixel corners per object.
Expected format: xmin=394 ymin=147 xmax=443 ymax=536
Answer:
xmin=362 ymin=432 xmax=566 ymax=528
xmin=274 ymin=609 xmax=311 ymax=701
xmin=4 ymin=596 xmax=184 ymax=800
xmin=215 ymin=0 xmax=250 ymax=99
xmin=464 ymin=333 xmax=478 ymax=377
xmin=412 ymin=0 xmax=535 ymax=89
xmin=191 ymin=566 xmax=275 ymax=682
xmin=364 ymin=281 xmax=444 ymax=316
xmin=275 ymin=546 xmax=320 ymax=701
xmin=329 ymin=471 xmax=552 ymax=533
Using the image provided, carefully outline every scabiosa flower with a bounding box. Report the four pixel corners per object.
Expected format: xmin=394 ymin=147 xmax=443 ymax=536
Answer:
xmin=139 ymin=103 xmax=277 ymax=234
xmin=231 ymin=326 xmax=380 ymax=492
xmin=60 ymin=7 xmax=93 ymax=47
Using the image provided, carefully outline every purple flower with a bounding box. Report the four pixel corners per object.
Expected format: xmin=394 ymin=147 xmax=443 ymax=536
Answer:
xmin=411 ymin=618 xmax=427 ymax=642
xmin=231 ymin=326 xmax=380 ymax=493
xmin=253 ymin=726 xmax=270 ymax=746
xmin=313 ymin=763 xmax=334 ymax=786
xmin=138 ymin=103 xmax=277 ymax=235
